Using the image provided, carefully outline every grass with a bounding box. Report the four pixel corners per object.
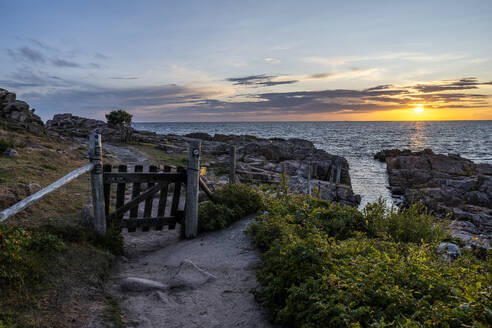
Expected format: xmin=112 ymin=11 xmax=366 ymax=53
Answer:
xmin=0 ymin=127 xmax=122 ymax=327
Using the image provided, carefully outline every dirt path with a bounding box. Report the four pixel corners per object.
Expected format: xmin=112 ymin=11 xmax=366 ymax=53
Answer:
xmin=98 ymin=144 xmax=272 ymax=328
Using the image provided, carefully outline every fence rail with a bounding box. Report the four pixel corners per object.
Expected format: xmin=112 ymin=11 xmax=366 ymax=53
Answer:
xmin=0 ymin=162 xmax=94 ymax=222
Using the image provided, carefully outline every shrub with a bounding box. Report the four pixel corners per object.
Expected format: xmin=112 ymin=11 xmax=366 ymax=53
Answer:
xmin=105 ymin=110 xmax=132 ymax=126
xmin=249 ymin=194 xmax=491 ymax=327
xmin=0 ymin=224 xmax=65 ymax=290
xmin=364 ymin=200 xmax=449 ymax=243
xmin=0 ymin=138 xmax=15 ymax=152
xmin=198 ymin=183 xmax=264 ymax=232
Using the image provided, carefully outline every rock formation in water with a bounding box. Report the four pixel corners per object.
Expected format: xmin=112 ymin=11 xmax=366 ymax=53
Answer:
xmin=375 ymin=149 xmax=492 ymax=247
xmin=0 ymin=89 xmax=44 ymax=135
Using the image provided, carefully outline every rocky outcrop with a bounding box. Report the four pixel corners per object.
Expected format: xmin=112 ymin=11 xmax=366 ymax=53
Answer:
xmin=0 ymin=88 xmax=44 ymax=135
xmin=185 ymin=133 xmax=361 ymax=207
xmin=46 ymin=113 xmax=161 ymax=143
xmin=376 ymin=149 xmax=492 ymax=247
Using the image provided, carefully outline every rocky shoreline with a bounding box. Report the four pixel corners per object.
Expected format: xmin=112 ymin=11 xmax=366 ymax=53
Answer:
xmin=3 ymin=88 xmax=491 ymax=245
xmin=375 ymin=149 xmax=492 ymax=247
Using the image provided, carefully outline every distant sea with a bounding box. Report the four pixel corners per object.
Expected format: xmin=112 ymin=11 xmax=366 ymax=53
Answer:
xmin=133 ymin=121 xmax=492 ymax=207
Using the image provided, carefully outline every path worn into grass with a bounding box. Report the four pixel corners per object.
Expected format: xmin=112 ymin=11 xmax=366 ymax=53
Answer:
xmin=97 ymin=144 xmax=271 ymax=328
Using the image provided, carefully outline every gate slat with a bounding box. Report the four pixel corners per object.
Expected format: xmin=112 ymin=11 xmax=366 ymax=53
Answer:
xmin=169 ymin=167 xmax=184 ymax=229
xmin=129 ymin=165 xmax=143 ymax=232
xmin=122 ymin=216 xmax=178 ymax=228
xmin=103 ymin=164 xmax=112 ymax=218
xmin=156 ymin=165 xmax=172 ymax=230
xmin=142 ymin=165 xmax=158 ymax=231
xmin=115 ymin=165 xmax=127 ymax=229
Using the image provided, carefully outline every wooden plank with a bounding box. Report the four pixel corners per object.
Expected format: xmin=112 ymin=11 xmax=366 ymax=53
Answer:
xmin=185 ymin=141 xmax=201 ymax=238
xmin=115 ymin=165 xmax=127 ymax=229
xmin=199 ymin=177 xmax=215 ymax=202
xmin=0 ymin=163 xmax=94 ymax=222
xmin=156 ymin=165 xmax=171 ymax=230
xmin=142 ymin=165 xmax=158 ymax=231
xmin=103 ymin=172 xmax=185 ymax=184
xmin=122 ymin=216 xmax=178 ymax=229
xmin=103 ymin=164 xmax=112 ymax=218
xmin=109 ymin=184 xmax=161 ymax=221
xmin=128 ymin=165 xmax=143 ymax=232
xmin=170 ymin=167 xmax=184 ymax=230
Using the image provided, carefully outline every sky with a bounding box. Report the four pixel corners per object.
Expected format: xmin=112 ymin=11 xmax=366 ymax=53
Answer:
xmin=1 ymin=0 xmax=492 ymax=122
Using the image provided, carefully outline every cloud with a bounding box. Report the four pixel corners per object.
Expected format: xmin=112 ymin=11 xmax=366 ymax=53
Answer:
xmin=304 ymin=52 xmax=465 ymax=67
xmin=7 ymin=46 xmax=46 ymax=63
xmin=50 ymin=58 xmax=82 ymax=68
xmin=226 ymin=74 xmax=299 ymax=87
xmin=264 ymin=57 xmax=280 ymax=64
xmin=109 ymin=76 xmax=140 ymax=80
xmin=94 ymin=53 xmax=109 ymax=60
xmin=412 ymin=77 xmax=492 ymax=93
xmin=4 ymin=74 xmax=491 ymax=122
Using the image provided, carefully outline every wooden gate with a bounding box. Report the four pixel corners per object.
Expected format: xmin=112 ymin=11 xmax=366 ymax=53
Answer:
xmin=102 ymin=164 xmax=187 ymax=232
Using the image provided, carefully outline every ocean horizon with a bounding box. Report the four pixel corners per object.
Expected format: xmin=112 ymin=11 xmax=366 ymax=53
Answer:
xmin=134 ymin=120 xmax=492 ymax=207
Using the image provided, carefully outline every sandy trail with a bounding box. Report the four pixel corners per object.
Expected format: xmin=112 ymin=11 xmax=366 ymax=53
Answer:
xmin=100 ymin=144 xmax=272 ymax=328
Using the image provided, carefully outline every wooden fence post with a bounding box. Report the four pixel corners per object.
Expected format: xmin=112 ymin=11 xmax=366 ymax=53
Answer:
xmin=89 ymin=133 xmax=106 ymax=235
xmin=185 ymin=140 xmax=201 ymax=238
xmin=229 ymin=145 xmax=236 ymax=183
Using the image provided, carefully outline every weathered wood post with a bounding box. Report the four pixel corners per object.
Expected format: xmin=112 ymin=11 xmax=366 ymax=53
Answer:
xmin=229 ymin=145 xmax=237 ymax=183
xmin=185 ymin=140 xmax=201 ymax=238
xmin=89 ymin=132 xmax=106 ymax=235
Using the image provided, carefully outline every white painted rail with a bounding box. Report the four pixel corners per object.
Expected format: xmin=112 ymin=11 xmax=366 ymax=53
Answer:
xmin=0 ymin=163 xmax=94 ymax=222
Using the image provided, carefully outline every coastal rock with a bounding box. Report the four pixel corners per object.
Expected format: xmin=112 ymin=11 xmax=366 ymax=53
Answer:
xmin=2 ymin=147 xmax=18 ymax=157
xmin=377 ymin=148 xmax=492 ymax=246
xmin=186 ymin=132 xmax=359 ymax=206
xmin=45 ymin=113 xmax=163 ymax=143
xmin=0 ymin=89 xmax=44 ymax=135
xmin=438 ymin=242 xmax=461 ymax=261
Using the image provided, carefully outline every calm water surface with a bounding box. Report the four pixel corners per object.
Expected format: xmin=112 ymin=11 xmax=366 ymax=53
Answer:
xmin=133 ymin=121 xmax=492 ymax=207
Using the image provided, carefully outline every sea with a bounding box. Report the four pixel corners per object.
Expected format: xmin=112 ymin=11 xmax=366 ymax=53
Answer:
xmin=133 ymin=121 xmax=492 ymax=207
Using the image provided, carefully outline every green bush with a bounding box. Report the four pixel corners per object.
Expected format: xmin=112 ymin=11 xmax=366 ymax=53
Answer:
xmin=0 ymin=138 xmax=15 ymax=152
xmin=0 ymin=224 xmax=65 ymax=290
xmin=198 ymin=183 xmax=264 ymax=232
xmin=105 ymin=109 xmax=132 ymax=126
xmin=248 ymin=194 xmax=491 ymax=327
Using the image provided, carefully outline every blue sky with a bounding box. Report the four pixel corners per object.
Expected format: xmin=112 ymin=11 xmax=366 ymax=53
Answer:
xmin=1 ymin=0 xmax=491 ymax=121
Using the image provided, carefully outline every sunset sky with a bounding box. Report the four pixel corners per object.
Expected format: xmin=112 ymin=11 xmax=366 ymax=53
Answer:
xmin=1 ymin=0 xmax=492 ymax=122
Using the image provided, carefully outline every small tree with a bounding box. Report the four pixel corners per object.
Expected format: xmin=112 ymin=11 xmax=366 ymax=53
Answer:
xmin=105 ymin=110 xmax=132 ymax=127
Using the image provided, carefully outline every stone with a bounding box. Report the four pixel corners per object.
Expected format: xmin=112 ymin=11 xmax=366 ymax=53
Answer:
xmin=119 ymin=277 xmax=169 ymax=292
xmin=0 ymin=89 xmax=44 ymax=135
xmin=2 ymin=147 xmax=18 ymax=157
xmin=26 ymin=183 xmax=42 ymax=195
xmin=438 ymin=242 xmax=461 ymax=261
xmin=168 ymin=259 xmax=217 ymax=290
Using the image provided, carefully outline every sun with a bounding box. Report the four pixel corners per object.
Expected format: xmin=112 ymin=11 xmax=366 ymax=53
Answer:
xmin=414 ymin=105 xmax=424 ymax=113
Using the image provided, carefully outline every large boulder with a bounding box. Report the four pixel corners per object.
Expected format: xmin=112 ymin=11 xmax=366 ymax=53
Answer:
xmin=0 ymin=89 xmax=45 ymax=135
xmin=377 ymin=148 xmax=492 ymax=247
